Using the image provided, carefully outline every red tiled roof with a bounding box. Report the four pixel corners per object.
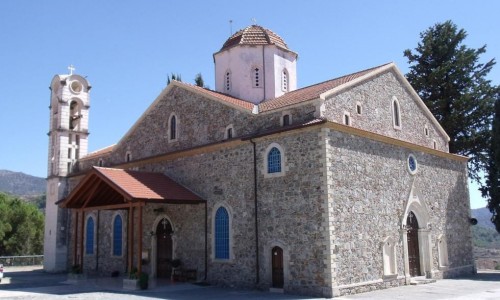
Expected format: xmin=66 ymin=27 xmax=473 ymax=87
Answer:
xmin=60 ymin=167 xmax=204 ymax=208
xmin=176 ymin=81 xmax=254 ymax=111
xmin=258 ymin=63 xmax=391 ymax=112
xmin=178 ymin=63 xmax=391 ymax=114
xmin=97 ymin=167 xmax=202 ymax=201
xmin=81 ymin=144 xmax=115 ymax=160
xmin=220 ymin=25 xmax=289 ymax=52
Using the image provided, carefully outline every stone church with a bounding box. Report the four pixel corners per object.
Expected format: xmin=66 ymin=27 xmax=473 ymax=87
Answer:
xmin=43 ymin=25 xmax=475 ymax=297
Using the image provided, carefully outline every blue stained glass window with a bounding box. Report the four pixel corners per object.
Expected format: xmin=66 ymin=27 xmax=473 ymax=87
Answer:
xmin=113 ymin=215 xmax=122 ymax=256
xmin=215 ymin=207 xmax=229 ymax=259
xmin=267 ymin=147 xmax=281 ymax=173
xmin=86 ymin=217 xmax=94 ymax=255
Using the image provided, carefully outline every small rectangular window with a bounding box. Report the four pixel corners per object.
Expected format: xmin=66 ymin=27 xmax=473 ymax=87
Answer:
xmin=356 ymin=104 xmax=362 ymax=115
xmin=227 ymin=128 xmax=233 ymax=139
xmin=283 ymin=114 xmax=290 ymax=126
xmin=68 ymin=148 xmax=72 ymax=159
xmin=344 ymin=113 xmax=350 ymax=126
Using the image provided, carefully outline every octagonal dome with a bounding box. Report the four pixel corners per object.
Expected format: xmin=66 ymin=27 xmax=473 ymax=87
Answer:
xmin=220 ymin=25 xmax=289 ymax=52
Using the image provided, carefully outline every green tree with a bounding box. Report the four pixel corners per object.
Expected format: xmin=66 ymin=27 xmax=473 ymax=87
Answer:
xmin=194 ymin=73 xmax=205 ymax=88
xmin=482 ymin=96 xmax=500 ymax=233
xmin=167 ymin=73 xmax=182 ymax=85
xmin=404 ymin=20 xmax=497 ymax=183
xmin=0 ymin=193 xmax=44 ymax=256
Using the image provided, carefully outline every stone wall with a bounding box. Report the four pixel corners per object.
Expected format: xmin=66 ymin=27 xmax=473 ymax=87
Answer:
xmin=322 ymin=70 xmax=449 ymax=152
xmin=255 ymin=129 xmax=327 ymax=296
xmin=77 ymin=86 xmax=318 ymax=172
xmin=324 ymin=128 xmax=473 ymax=296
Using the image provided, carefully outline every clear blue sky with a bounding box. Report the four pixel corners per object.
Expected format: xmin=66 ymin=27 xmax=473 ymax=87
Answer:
xmin=0 ymin=0 xmax=498 ymax=208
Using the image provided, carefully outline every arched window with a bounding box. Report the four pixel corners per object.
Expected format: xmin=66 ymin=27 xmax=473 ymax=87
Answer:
xmin=382 ymin=237 xmax=397 ymax=276
xmin=125 ymin=151 xmax=132 ymax=162
xmin=253 ymin=67 xmax=261 ymax=88
xmin=168 ymin=113 xmax=179 ymax=142
xmin=224 ymin=124 xmax=235 ymax=140
xmin=281 ymin=69 xmax=289 ymax=92
xmin=392 ymin=97 xmax=401 ymax=129
xmin=344 ymin=112 xmax=351 ymax=126
xmin=215 ymin=207 xmax=230 ymax=259
xmin=225 ymin=70 xmax=231 ymax=91
xmin=113 ymin=215 xmax=123 ymax=256
xmin=267 ymin=147 xmax=282 ymax=174
xmin=85 ymin=216 xmax=94 ymax=255
xmin=170 ymin=115 xmax=177 ymax=140
xmin=282 ymin=114 xmax=290 ymax=126
xmin=98 ymin=159 xmax=103 ymax=167
xmin=437 ymin=234 xmax=449 ymax=268
xmin=69 ymin=100 xmax=82 ymax=130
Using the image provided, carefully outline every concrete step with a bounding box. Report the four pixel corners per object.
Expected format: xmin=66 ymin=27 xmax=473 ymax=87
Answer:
xmin=410 ymin=276 xmax=436 ymax=285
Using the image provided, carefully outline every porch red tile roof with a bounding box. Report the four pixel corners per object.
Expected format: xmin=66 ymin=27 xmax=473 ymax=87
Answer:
xmin=59 ymin=167 xmax=204 ymax=209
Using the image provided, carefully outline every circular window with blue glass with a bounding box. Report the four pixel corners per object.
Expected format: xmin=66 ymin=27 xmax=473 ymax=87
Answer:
xmin=407 ymin=154 xmax=418 ymax=175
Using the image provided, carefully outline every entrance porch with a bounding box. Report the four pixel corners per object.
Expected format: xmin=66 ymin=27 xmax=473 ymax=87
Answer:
xmin=58 ymin=167 xmax=206 ymax=280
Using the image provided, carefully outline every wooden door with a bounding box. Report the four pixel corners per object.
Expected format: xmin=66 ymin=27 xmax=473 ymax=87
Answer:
xmin=406 ymin=211 xmax=421 ymax=276
xmin=156 ymin=218 xmax=173 ymax=278
xmin=272 ymin=246 xmax=284 ymax=288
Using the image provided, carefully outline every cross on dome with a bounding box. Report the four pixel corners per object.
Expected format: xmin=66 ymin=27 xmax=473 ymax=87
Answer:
xmin=68 ymin=65 xmax=75 ymax=75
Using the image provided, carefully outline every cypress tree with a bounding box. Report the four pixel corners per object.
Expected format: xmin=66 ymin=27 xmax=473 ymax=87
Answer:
xmin=404 ymin=20 xmax=497 ymax=183
xmin=483 ymin=95 xmax=500 ymax=232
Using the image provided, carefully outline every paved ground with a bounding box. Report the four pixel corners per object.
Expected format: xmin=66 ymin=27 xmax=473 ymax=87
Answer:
xmin=0 ymin=266 xmax=499 ymax=299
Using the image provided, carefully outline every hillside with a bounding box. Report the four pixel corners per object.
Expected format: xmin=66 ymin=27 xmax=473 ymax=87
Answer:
xmin=471 ymin=207 xmax=500 ymax=247
xmin=0 ymin=169 xmax=45 ymax=196
xmin=471 ymin=206 xmax=496 ymax=231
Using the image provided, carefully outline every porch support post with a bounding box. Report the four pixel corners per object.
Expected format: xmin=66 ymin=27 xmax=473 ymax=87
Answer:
xmin=73 ymin=210 xmax=78 ymax=266
xmin=128 ymin=203 xmax=134 ymax=274
xmin=204 ymin=201 xmax=208 ymax=280
xmin=79 ymin=209 xmax=85 ymax=269
xmin=138 ymin=203 xmax=143 ymax=275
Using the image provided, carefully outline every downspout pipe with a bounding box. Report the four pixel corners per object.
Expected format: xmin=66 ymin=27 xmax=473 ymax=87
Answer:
xmin=250 ymin=139 xmax=260 ymax=284
xmin=204 ymin=201 xmax=208 ymax=280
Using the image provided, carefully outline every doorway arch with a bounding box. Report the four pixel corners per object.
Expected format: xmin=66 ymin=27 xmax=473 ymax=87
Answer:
xmin=406 ymin=211 xmax=421 ymax=276
xmin=155 ymin=217 xmax=173 ymax=278
xmin=401 ymin=190 xmax=432 ymax=279
xmin=272 ymin=246 xmax=284 ymax=288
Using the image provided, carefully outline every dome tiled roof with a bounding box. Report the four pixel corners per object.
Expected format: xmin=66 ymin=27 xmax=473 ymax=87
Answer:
xmin=220 ymin=25 xmax=289 ymax=51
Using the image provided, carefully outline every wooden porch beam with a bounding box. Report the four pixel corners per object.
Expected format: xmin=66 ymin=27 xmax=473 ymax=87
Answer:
xmin=73 ymin=210 xmax=78 ymax=266
xmin=82 ymin=201 xmax=144 ymax=212
xmin=79 ymin=209 xmax=85 ymax=268
xmin=138 ymin=203 xmax=143 ymax=275
xmin=81 ymin=179 xmax=104 ymax=209
xmin=128 ymin=203 xmax=133 ymax=274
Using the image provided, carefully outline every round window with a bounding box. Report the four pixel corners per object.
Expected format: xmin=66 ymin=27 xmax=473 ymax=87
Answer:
xmin=407 ymin=154 xmax=418 ymax=175
xmin=70 ymin=81 xmax=83 ymax=94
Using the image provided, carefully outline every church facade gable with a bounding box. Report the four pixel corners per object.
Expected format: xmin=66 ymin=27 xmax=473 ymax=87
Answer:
xmin=322 ymin=68 xmax=449 ymax=152
xmin=323 ymin=128 xmax=472 ymax=296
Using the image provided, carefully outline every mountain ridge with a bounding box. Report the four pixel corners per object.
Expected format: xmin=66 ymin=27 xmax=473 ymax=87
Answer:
xmin=0 ymin=169 xmax=45 ymax=197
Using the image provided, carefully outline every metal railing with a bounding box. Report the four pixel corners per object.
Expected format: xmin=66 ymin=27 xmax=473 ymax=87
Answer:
xmin=0 ymin=255 xmax=43 ymax=266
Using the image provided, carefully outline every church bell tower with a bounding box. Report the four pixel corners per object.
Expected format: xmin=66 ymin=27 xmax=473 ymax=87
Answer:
xmin=44 ymin=66 xmax=91 ymax=272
